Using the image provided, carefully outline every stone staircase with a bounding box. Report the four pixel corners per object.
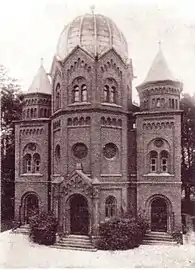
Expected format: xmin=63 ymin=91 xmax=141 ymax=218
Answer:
xmin=142 ymin=231 xmax=178 ymax=246
xmin=12 ymin=224 xmax=29 ymax=235
xmin=53 ymin=234 xmax=97 ymax=251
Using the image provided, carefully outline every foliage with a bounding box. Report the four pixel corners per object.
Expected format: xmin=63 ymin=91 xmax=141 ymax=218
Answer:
xmin=1 ymin=65 xmax=23 ymax=219
xmin=180 ymin=93 xmax=195 ymax=200
xmin=172 ymin=232 xmax=183 ymax=244
xmin=29 ymin=211 xmax=58 ymax=245
xmin=97 ymin=214 xmax=148 ymax=250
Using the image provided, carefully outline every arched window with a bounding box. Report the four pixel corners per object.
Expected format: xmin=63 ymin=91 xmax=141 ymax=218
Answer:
xmin=104 ymin=85 xmax=109 ymax=102
xmin=40 ymin=108 xmax=43 ymax=117
xmin=169 ymin=98 xmax=171 ymax=108
xmin=105 ymin=196 xmax=117 ymax=218
xmin=172 ymin=99 xmax=174 ymax=109
xmin=23 ymin=154 xmax=32 ymax=173
xmin=150 ymin=151 xmax=158 ymax=172
xmin=67 ymin=118 xmax=72 ymax=126
xmin=161 ymin=98 xmax=165 ymax=108
xmin=44 ymin=108 xmax=47 ymax=117
xmin=110 ymin=86 xmax=116 ymax=103
xmin=56 ymin=83 xmax=61 ymax=110
xmin=175 ymin=99 xmax=178 ymax=109
xmin=160 ymin=150 xmax=169 ymax=172
xmin=30 ymin=108 xmax=33 ymax=118
xmin=152 ymin=98 xmax=155 ymax=108
xmin=33 ymin=153 xmax=40 ymax=172
xmin=156 ymin=98 xmax=161 ymax=108
xmin=73 ymin=85 xmax=79 ymax=103
xmin=55 ymin=145 xmax=60 ymax=160
xmin=34 ymin=108 xmax=37 ymax=118
xmin=81 ymin=84 xmax=87 ymax=102
xmin=27 ymin=109 xmax=30 ymax=118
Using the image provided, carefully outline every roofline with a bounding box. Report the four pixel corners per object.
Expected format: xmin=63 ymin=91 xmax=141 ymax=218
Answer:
xmin=98 ymin=47 xmax=129 ymax=67
xmin=136 ymin=79 xmax=183 ymax=90
xmin=24 ymin=92 xmax=51 ymax=97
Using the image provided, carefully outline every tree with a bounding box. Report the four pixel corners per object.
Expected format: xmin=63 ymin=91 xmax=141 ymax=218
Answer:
xmin=180 ymin=93 xmax=195 ymax=200
xmin=1 ymin=65 xmax=23 ymax=220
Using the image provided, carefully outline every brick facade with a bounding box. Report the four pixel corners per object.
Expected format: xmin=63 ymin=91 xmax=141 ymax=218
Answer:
xmin=14 ymin=13 xmax=182 ymax=236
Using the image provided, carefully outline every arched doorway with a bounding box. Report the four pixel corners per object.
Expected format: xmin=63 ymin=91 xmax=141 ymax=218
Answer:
xmin=151 ymin=198 xmax=168 ymax=232
xmin=70 ymin=194 xmax=89 ymax=235
xmin=23 ymin=194 xmax=39 ymax=224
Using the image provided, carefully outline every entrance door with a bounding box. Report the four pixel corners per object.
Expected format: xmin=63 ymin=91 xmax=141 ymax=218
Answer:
xmin=24 ymin=194 xmax=39 ymax=224
xmin=70 ymin=194 xmax=89 ymax=235
xmin=151 ymin=198 xmax=167 ymax=232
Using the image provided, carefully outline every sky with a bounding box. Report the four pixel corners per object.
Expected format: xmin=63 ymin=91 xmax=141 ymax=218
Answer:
xmin=0 ymin=0 xmax=195 ymax=101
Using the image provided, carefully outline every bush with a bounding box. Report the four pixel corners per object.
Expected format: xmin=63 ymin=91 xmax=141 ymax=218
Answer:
xmin=29 ymin=211 xmax=58 ymax=246
xmin=172 ymin=232 xmax=183 ymax=244
xmin=97 ymin=215 xmax=148 ymax=250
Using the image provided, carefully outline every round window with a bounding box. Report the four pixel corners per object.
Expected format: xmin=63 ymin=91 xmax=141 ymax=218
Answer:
xmin=72 ymin=143 xmax=88 ymax=159
xmin=103 ymin=143 xmax=118 ymax=159
xmin=154 ymin=138 xmax=164 ymax=148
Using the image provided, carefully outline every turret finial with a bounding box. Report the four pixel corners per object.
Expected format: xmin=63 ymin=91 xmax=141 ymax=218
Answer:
xmin=41 ymin=57 xmax=44 ymax=67
xmin=158 ymin=40 xmax=162 ymax=51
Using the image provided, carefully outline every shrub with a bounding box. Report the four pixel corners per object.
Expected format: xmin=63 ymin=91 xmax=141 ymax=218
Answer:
xmin=172 ymin=231 xmax=183 ymax=244
xmin=29 ymin=211 xmax=58 ymax=246
xmin=97 ymin=214 xmax=148 ymax=250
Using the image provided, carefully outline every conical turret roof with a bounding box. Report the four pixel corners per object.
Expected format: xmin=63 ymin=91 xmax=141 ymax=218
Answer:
xmin=142 ymin=47 xmax=176 ymax=85
xmin=27 ymin=63 xmax=51 ymax=95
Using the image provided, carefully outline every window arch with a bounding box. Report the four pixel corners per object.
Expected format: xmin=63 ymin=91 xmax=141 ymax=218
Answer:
xmin=23 ymin=154 xmax=32 ymax=173
xmin=27 ymin=109 xmax=30 ymax=118
xmin=104 ymin=85 xmax=109 ymax=102
xmin=55 ymin=144 xmax=60 ymax=160
xmin=150 ymin=151 xmax=158 ymax=173
xmin=40 ymin=108 xmax=43 ymax=117
xmin=81 ymin=84 xmax=87 ymax=102
xmin=73 ymin=85 xmax=79 ymax=103
xmin=34 ymin=108 xmax=37 ymax=118
xmin=33 ymin=153 xmax=40 ymax=172
xmin=105 ymin=196 xmax=117 ymax=218
xmin=56 ymin=83 xmax=61 ymax=110
xmin=110 ymin=86 xmax=116 ymax=103
xmin=160 ymin=150 xmax=169 ymax=173
xmin=22 ymin=143 xmax=41 ymax=174
xmin=44 ymin=108 xmax=47 ymax=117
xmin=30 ymin=108 xmax=33 ymax=118
xmin=71 ymin=77 xmax=87 ymax=103
xmin=103 ymin=78 xmax=118 ymax=104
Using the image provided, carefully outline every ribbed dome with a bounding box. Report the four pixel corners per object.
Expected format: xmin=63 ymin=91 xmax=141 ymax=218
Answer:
xmin=56 ymin=13 xmax=128 ymax=62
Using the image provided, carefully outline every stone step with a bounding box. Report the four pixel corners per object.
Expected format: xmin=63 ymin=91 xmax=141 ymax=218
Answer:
xmin=66 ymin=234 xmax=91 ymax=240
xmin=59 ymin=239 xmax=92 ymax=245
xmin=142 ymin=239 xmax=177 ymax=246
xmin=57 ymin=241 xmax=95 ymax=249
xmin=51 ymin=244 xmax=97 ymax=252
xmin=147 ymin=231 xmax=171 ymax=235
xmin=144 ymin=234 xmax=173 ymax=241
xmin=55 ymin=235 xmax=96 ymax=251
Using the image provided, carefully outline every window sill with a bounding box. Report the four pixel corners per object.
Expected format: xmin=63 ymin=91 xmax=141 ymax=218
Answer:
xmin=101 ymin=103 xmax=122 ymax=108
xmin=143 ymin=173 xmax=174 ymax=177
xmin=20 ymin=173 xmax=43 ymax=177
xmin=68 ymin=102 xmax=91 ymax=106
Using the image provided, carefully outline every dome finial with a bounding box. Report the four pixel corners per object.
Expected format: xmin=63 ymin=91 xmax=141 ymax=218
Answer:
xmin=90 ymin=4 xmax=95 ymax=14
